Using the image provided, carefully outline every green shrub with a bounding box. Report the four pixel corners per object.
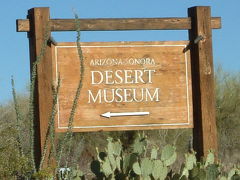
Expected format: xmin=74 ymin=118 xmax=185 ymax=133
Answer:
xmin=0 ymin=95 xmax=31 ymax=179
xmin=215 ymin=67 xmax=240 ymax=165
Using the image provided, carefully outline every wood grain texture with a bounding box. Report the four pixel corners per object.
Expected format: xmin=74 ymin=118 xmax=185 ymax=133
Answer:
xmin=17 ymin=17 xmax=221 ymax=32
xmin=188 ymin=6 xmax=218 ymax=159
xmin=28 ymin=7 xmax=53 ymax=168
xmin=52 ymin=41 xmax=193 ymax=132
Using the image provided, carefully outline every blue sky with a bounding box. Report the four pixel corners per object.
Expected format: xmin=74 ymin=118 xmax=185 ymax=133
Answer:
xmin=0 ymin=0 xmax=239 ymax=103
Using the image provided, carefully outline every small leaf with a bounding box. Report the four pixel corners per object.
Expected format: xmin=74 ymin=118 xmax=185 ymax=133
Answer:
xmin=205 ymin=151 xmax=215 ymax=167
xmin=102 ymin=159 xmax=113 ymax=177
xmin=151 ymin=147 xmax=158 ymax=160
xmin=133 ymin=162 xmax=142 ymax=175
xmin=113 ymin=141 xmax=122 ymax=156
xmin=164 ymin=151 xmax=177 ymax=166
xmin=107 ymin=137 xmax=114 ymax=155
xmin=116 ymin=156 xmax=121 ymax=171
xmin=132 ymin=136 xmax=147 ymax=155
xmin=181 ymin=167 xmax=189 ymax=178
xmin=159 ymin=166 xmax=168 ymax=180
xmin=123 ymin=153 xmax=137 ymax=174
xmin=141 ymin=158 xmax=153 ymax=177
xmin=185 ymin=152 xmax=197 ymax=170
xmin=161 ymin=145 xmax=175 ymax=161
xmin=152 ymin=160 xmax=163 ymax=179
xmin=108 ymin=154 xmax=117 ymax=171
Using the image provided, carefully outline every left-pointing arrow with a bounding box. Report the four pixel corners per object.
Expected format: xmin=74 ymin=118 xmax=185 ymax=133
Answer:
xmin=101 ymin=111 xmax=150 ymax=118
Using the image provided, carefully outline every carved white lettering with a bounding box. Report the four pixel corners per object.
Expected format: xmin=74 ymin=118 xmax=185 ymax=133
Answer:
xmin=146 ymin=88 xmax=160 ymax=102
xmin=88 ymin=90 xmax=102 ymax=103
xmin=91 ymin=71 xmax=103 ymax=85
xmin=88 ymin=88 xmax=160 ymax=103
xmin=105 ymin=70 xmax=114 ymax=85
xmin=115 ymin=70 xmax=123 ymax=84
xmin=124 ymin=70 xmax=134 ymax=84
xmin=89 ymin=58 xmax=155 ymax=66
xmin=145 ymin=69 xmax=155 ymax=83
xmin=90 ymin=69 xmax=155 ymax=85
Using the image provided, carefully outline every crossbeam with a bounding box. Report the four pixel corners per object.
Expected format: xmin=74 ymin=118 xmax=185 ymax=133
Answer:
xmin=17 ymin=17 xmax=221 ymax=32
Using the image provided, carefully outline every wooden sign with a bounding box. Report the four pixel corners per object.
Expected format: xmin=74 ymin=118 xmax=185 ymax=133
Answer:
xmin=53 ymin=41 xmax=193 ymax=132
xmin=17 ymin=7 xmax=221 ymax=164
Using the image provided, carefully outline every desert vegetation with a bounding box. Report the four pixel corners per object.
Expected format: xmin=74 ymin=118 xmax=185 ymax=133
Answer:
xmin=0 ymin=67 xmax=239 ymax=179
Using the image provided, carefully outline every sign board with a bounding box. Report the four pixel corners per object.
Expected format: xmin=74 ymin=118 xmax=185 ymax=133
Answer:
xmin=53 ymin=41 xmax=193 ymax=132
xmin=18 ymin=7 xmax=220 ymax=162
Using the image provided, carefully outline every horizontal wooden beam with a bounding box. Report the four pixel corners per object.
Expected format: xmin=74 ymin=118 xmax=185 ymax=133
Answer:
xmin=17 ymin=17 xmax=221 ymax=32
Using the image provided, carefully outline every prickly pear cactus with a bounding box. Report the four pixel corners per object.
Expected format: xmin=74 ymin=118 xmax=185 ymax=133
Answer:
xmin=141 ymin=158 xmax=153 ymax=178
xmin=164 ymin=151 xmax=177 ymax=167
xmin=102 ymin=158 xmax=114 ymax=177
xmin=113 ymin=140 xmax=122 ymax=156
xmin=123 ymin=153 xmax=137 ymax=174
xmin=161 ymin=144 xmax=177 ymax=166
xmin=185 ymin=152 xmax=197 ymax=170
xmin=181 ymin=167 xmax=189 ymax=178
xmin=228 ymin=167 xmax=240 ymax=180
xmin=116 ymin=156 xmax=121 ymax=171
xmin=152 ymin=160 xmax=168 ymax=180
xmin=69 ymin=166 xmax=84 ymax=180
xmin=133 ymin=158 xmax=153 ymax=178
xmin=206 ymin=164 xmax=220 ymax=180
xmin=161 ymin=144 xmax=175 ymax=161
xmin=182 ymin=152 xmax=208 ymax=180
xmin=151 ymin=147 xmax=158 ymax=160
xmin=133 ymin=161 xmax=141 ymax=175
xmin=107 ymin=137 xmax=114 ymax=155
xmin=108 ymin=154 xmax=117 ymax=171
xmin=204 ymin=150 xmax=215 ymax=167
xmin=91 ymin=136 xmax=240 ymax=180
xmin=132 ymin=135 xmax=147 ymax=155
xmin=92 ymin=137 xmax=123 ymax=179
xmin=71 ymin=169 xmax=84 ymax=180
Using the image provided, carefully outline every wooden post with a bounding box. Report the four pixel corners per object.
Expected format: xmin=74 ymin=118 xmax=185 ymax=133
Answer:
xmin=188 ymin=6 xmax=218 ymax=159
xmin=27 ymin=7 xmax=53 ymax=169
